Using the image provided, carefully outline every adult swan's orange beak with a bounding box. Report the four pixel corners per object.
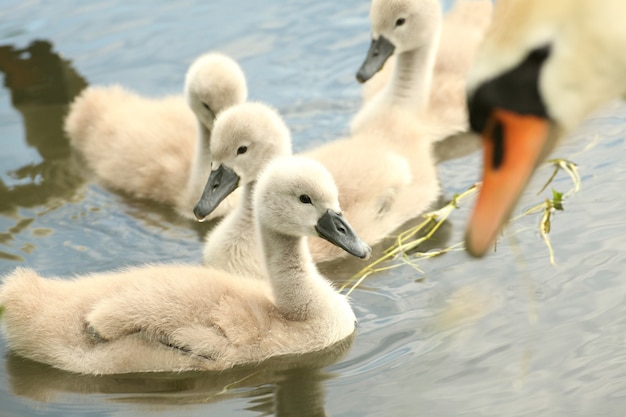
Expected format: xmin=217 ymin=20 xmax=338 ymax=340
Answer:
xmin=464 ymin=45 xmax=558 ymax=257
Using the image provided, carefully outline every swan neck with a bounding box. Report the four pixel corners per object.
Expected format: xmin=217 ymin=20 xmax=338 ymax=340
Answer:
xmin=187 ymin=121 xmax=213 ymax=195
xmin=196 ymin=121 xmax=212 ymax=166
xmin=260 ymin=228 xmax=331 ymax=321
xmin=239 ymin=182 xmax=255 ymax=215
xmin=388 ymin=29 xmax=441 ymax=109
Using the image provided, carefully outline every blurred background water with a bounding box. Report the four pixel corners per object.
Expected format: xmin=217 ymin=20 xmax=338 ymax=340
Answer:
xmin=1 ymin=1 xmax=626 ymax=416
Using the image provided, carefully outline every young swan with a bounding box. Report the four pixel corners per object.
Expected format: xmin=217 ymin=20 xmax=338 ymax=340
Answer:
xmin=198 ymin=102 xmax=292 ymax=279
xmin=195 ymin=101 xmax=441 ymax=267
xmin=355 ymin=0 xmax=492 ymax=134
xmin=0 ymin=157 xmax=371 ymax=375
xmin=463 ymin=0 xmax=626 ymax=257
xmin=304 ymin=111 xmax=444 ymax=262
xmin=65 ymin=52 xmax=247 ymax=220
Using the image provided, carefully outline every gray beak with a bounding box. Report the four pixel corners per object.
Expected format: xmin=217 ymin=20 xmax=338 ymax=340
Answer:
xmin=356 ymin=35 xmax=396 ymax=83
xmin=193 ymin=164 xmax=240 ymax=221
xmin=315 ymin=210 xmax=372 ymax=259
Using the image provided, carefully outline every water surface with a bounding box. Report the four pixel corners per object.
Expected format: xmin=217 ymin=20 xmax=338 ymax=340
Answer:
xmin=1 ymin=1 xmax=626 ymax=416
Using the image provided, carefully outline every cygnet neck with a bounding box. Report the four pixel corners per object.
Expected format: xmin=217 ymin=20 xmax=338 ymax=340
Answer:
xmin=187 ymin=121 xmax=213 ymax=195
xmin=387 ymin=29 xmax=441 ymax=110
xmin=259 ymin=226 xmax=333 ymax=321
xmin=237 ymin=181 xmax=255 ymax=217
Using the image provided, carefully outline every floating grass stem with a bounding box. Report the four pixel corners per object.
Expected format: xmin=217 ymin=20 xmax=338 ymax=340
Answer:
xmin=537 ymin=159 xmax=580 ymax=195
xmin=515 ymin=159 xmax=579 ymax=264
xmin=216 ymin=371 xmax=264 ymax=395
xmin=540 ymin=199 xmax=557 ymax=265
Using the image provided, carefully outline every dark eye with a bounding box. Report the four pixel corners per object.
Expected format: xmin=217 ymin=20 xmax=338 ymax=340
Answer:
xmin=299 ymin=194 xmax=312 ymax=204
xmin=202 ymin=102 xmax=211 ymax=110
xmin=395 ymin=18 xmax=406 ymax=27
xmin=237 ymin=146 xmax=247 ymax=155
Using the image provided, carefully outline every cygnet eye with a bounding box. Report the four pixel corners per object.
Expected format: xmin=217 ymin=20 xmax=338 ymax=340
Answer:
xmin=237 ymin=146 xmax=248 ymax=155
xmin=395 ymin=17 xmax=406 ymax=27
xmin=202 ymin=102 xmax=211 ymax=110
xmin=299 ymin=194 xmax=312 ymax=204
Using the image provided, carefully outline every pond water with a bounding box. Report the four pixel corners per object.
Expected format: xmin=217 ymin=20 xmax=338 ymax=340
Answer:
xmin=2 ymin=1 xmax=626 ymax=416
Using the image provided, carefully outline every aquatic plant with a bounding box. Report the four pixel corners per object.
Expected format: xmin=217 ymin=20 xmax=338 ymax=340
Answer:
xmin=341 ymin=158 xmax=582 ymax=294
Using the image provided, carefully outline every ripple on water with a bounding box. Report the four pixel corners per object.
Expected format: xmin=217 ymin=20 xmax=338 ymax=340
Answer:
xmin=2 ymin=1 xmax=626 ymax=417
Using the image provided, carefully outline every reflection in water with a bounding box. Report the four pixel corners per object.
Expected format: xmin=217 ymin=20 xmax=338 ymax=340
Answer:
xmin=0 ymin=40 xmax=87 ymax=213
xmin=0 ymin=40 xmax=88 ymax=261
xmin=433 ymin=130 xmax=481 ymax=164
xmin=273 ymin=369 xmax=330 ymax=417
xmin=0 ymin=40 xmax=219 ymax=247
xmin=6 ymin=333 xmax=353 ymax=416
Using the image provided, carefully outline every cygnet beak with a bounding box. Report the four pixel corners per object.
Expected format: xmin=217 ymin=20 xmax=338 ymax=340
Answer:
xmin=193 ymin=164 xmax=240 ymax=222
xmin=356 ymin=35 xmax=395 ymax=83
xmin=315 ymin=210 xmax=372 ymax=259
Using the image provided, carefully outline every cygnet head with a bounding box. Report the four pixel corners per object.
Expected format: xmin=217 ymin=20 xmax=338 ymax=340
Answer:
xmin=255 ymin=156 xmax=372 ymax=259
xmin=185 ymin=52 xmax=248 ymax=131
xmin=357 ymin=0 xmax=442 ymax=82
xmin=193 ymin=102 xmax=292 ymax=221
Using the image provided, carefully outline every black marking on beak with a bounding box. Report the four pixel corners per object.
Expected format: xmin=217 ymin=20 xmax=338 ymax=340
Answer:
xmin=468 ymin=44 xmax=552 ymax=135
xmin=491 ymin=120 xmax=505 ymax=170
